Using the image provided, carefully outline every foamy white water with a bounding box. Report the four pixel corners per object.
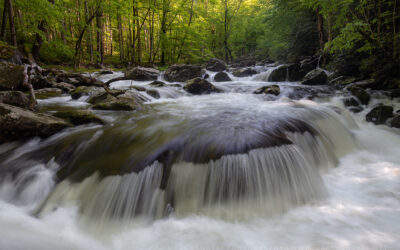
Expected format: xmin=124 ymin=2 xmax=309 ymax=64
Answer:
xmin=0 ymin=68 xmax=399 ymax=250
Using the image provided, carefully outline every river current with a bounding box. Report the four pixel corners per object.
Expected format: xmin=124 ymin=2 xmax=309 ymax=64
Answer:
xmin=0 ymin=66 xmax=399 ymax=249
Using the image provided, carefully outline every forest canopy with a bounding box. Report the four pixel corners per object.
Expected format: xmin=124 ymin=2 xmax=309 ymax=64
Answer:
xmin=0 ymin=0 xmax=399 ymax=72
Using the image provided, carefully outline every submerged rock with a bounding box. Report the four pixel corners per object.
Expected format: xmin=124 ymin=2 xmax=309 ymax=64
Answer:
xmin=53 ymin=110 xmax=104 ymax=125
xmin=146 ymin=89 xmax=161 ymax=99
xmin=347 ymin=86 xmax=370 ymax=105
xmin=183 ymin=78 xmax=220 ymax=95
xmin=34 ymin=88 xmax=63 ymax=99
xmin=0 ymin=103 xmax=70 ymax=143
xmin=125 ymin=67 xmax=159 ymax=81
xmin=390 ymin=115 xmax=400 ymax=128
xmin=214 ymin=72 xmax=231 ymax=82
xmin=206 ymin=58 xmax=227 ymax=72
xmin=232 ymin=68 xmax=257 ymax=77
xmin=301 ymin=69 xmax=328 ymax=85
xmin=253 ymin=85 xmax=280 ymax=96
xmin=0 ymin=91 xmax=31 ymax=109
xmin=366 ymin=105 xmax=393 ymax=124
xmin=164 ymin=64 xmax=203 ymax=82
xmin=149 ymin=80 xmax=166 ymax=87
xmin=0 ymin=62 xmax=24 ymax=90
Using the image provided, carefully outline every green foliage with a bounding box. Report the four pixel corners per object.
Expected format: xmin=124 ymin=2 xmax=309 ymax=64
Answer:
xmin=40 ymin=41 xmax=74 ymax=64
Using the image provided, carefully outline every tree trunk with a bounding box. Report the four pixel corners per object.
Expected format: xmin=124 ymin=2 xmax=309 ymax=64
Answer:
xmin=132 ymin=0 xmax=137 ymax=65
xmin=1 ymin=0 xmax=8 ymax=41
xmin=316 ymin=6 xmax=324 ymax=52
xmin=160 ymin=0 xmax=168 ymax=65
xmin=96 ymin=7 xmax=104 ymax=65
xmin=118 ymin=9 xmax=124 ymax=61
xmin=7 ymin=0 xmax=17 ymax=46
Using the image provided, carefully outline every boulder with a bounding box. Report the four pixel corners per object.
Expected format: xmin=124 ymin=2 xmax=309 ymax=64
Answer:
xmin=53 ymin=110 xmax=104 ymax=125
xmin=390 ymin=115 xmax=400 ymax=128
xmin=232 ymin=68 xmax=257 ymax=77
xmin=366 ymin=105 xmax=393 ymax=125
xmin=146 ymin=89 xmax=160 ymax=99
xmin=164 ymin=64 xmax=203 ymax=82
xmin=0 ymin=42 xmax=24 ymax=65
xmin=214 ymin=72 xmax=231 ymax=82
xmin=71 ymin=86 xmax=102 ymax=100
xmin=347 ymin=86 xmax=370 ymax=105
xmin=268 ymin=65 xmax=287 ymax=81
xmin=51 ymin=82 xmax=76 ymax=93
xmin=253 ymin=85 xmax=280 ymax=96
xmin=183 ymin=78 xmax=220 ymax=95
xmin=149 ymin=80 xmax=166 ymax=87
xmin=0 ymin=91 xmax=31 ymax=109
xmin=31 ymin=75 xmax=53 ymax=89
xmin=125 ymin=67 xmax=159 ymax=81
xmin=301 ymin=69 xmax=328 ymax=85
xmin=342 ymin=97 xmax=359 ymax=107
xmin=204 ymin=74 xmax=210 ymax=79
xmin=87 ymin=92 xmax=116 ymax=105
xmin=206 ymin=58 xmax=227 ymax=72
xmin=0 ymin=103 xmax=70 ymax=143
xmin=98 ymin=70 xmax=114 ymax=75
xmin=35 ymin=88 xmax=63 ymax=99
xmin=92 ymin=91 xmax=142 ymax=111
xmin=0 ymin=62 xmax=24 ymax=90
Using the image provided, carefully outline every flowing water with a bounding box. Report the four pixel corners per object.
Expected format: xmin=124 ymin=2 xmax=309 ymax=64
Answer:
xmin=0 ymin=66 xmax=400 ymax=249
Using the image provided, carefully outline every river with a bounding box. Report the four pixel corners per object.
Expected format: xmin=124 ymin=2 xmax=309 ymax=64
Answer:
xmin=0 ymin=66 xmax=399 ymax=249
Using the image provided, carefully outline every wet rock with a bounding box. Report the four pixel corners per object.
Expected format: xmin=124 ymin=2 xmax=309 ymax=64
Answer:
xmin=164 ymin=64 xmax=202 ymax=82
xmin=342 ymin=97 xmax=359 ymax=107
xmin=253 ymin=85 xmax=280 ymax=96
xmin=0 ymin=62 xmax=24 ymax=90
xmin=232 ymin=68 xmax=257 ymax=77
xmin=34 ymin=88 xmax=63 ymax=99
xmin=125 ymin=67 xmax=159 ymax=81
xmin=92 ymin=91 xmax=142 ymax=111
xmin=366 ymin=105 xmax=394 ymax=124
xmin=130 ymin=85 xmax=146 ymax=92
xmin=71 ymin=86 xmax=101 ymax=100
xmin=206 ymin=58 xmax=227 ymax=72
xmin=31 ymin=75 xmax=53 ymax=89
xmin=184 ymin=78 xmax=220 ymax=95
xmin=301 ymin=69 xmax=328 ymax=85
xmin=62 ymin=74 xmax=103 ymax=87
xmin=390 ymin=115 xmax=400 ymax=128
xmin=214 ymin=72 xmax=231 ymax=82
xmin=51 ymin=82 xmax=76 ymax=93
xmin=149 ymin=80 xmax=166 ymax=87
xmin=53 ymin=110 xmax=104 ymax=125
xmin=87 ymin=92 xmax=115 ymax=105
xmin=346 ymin=86 xmax=370 ymax=105
xmin=146 ymin=89 xmax=160 ymax=99
xmin=204 ymin=74 xmax=210 ymax=79
xmin=0 ymin=91 xmax=31 ymax=109
xmin=0 ymin=103 xmax=71 ymax=143
xmin=268 ymin=65 xmax=287 ymax=82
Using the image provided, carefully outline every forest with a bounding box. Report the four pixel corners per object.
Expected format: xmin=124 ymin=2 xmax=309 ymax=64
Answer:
xmin=1 ymin=1 xmax=400 ymax=249
xmin=1 ymin=0 xmax=399 ymax=75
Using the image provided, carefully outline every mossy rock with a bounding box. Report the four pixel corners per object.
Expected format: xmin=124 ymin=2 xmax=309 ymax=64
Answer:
xmin=329 ymin=76 xmax=357 ymax=86
xmin=0 ymin=103 xmax=71 ymax=143
xmin=0 ymin=62 xmax=24 ymax=90
xmin=301 ymin=69 xmax=328 ymax=85
xmin=34 ymin=88 xmax=63 ymax=99
xmin=253 ymin=85 xmax=280 ymax=96
xmin=87 ymin=92 xmax=116 ymax=105
xmin=70 ymin=86 xmax=100 ymax=99
xmin=184 ymin=78 xmax=220 ymax=95
xmin=0 ymin=91 xmax=31 ymax=109
xmin=53 ymin=110 xmax=105 ymax=125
